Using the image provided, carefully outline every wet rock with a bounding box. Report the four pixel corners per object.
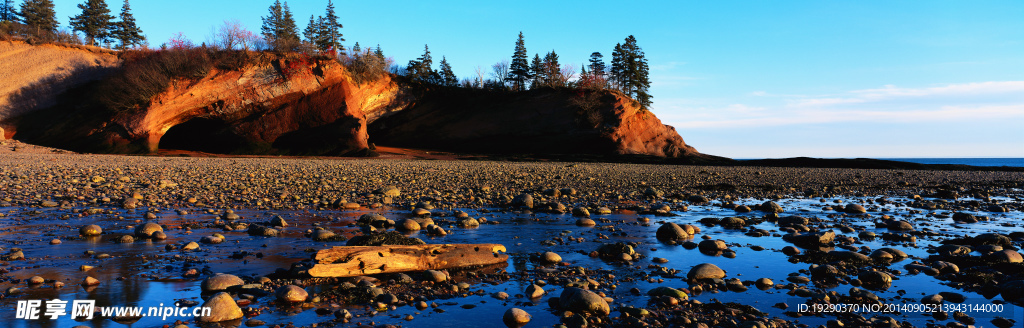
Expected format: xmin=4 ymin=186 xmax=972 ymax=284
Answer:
xmin=512 ymin=194 xmax=534 ymax=209
xmin=113 ymin=235 xmax=134 ymax=243
xmin=597 ymin=243 xmax=636 ymax=260
xmin=133 ymin=223 xmax=162 ymax=237
xmin=245 ymin=318 xmax=266 ymax=327
xmin=458 ymin=217 xmax=480 ymax=227
xmin=151 ymin=231 xmax=167 ymax=240
xmin=198 ymin=292 xmax=243 ymax=322
xmin=885 ymin=220 xmax=914 ymax=231
xmin=656 ymin=223 xmax=690 ymax=241
xmin=575 ymin=218 xmax=596 ymax=227
xmin=503 ymin=308 xmax=531 ymax=327
xmin=755 ymin=278 xmax=773 ymax=288
xmin=572 ymin=207 xmax=590 ymax=217
xmin=311 ymin=229 xmax=337 ymax=241
xmin=987 ymin=250 xmax=1023 ymax=263
xmin=526 ymin=284 xmax=545 ymax=298
xmin=761 ymin=201 xmax=784 ymax=213
xmin=781 ymin=246 xmax=801 ymax=256
xmin=784 ymin=231 xmax=835 ymax=246
xmin=398 ymin=218 xmax=421 ymax=231
xmin=828 ymin=250 xmax=872 ymax=263
xmin=858 ymin=271 xmax=892 ymax=290
xmin=932 ymin=261 xmax=959 ymax=274
xmin=541 ymin=251 xmax=562 ymax=263
xmin=974 ymin=233 xmax=1012 ymax=247
xmin=424 ymin=270 xmax=448 ymax=282
xmin=921 ymin=294 xmax=943 ymax=304
xmin=647 ymin=286 xmax=688 ymax=299
xmin=778 ymin=216 xmax=809 ymax=226
xmin=558 ymin=287 xmax=610 ymax=316
xmin=936 ymin=244 xmax=972 ymax=257
xmin=698 ymin=239 xmax=727 ymax=252
xmin=247 ymin=225 xmax=279 ymax=237
xmin=182 ymin=242 xmax=200 ymax=251
xmin=377 ymin=186 xmax=401 ymax=197
xmin=844 ymin=204 xmax=867 ymax=214
xmin=200 ymin=235 xmax=223 ymax=244
xmin=270 ymin=215 xmax=288 ymax=227
xmin=49 ymin=239 xmax=61 ymax=245
xmin=28 ymin=276 xmax=44 ymax=284
xmin=275 ymin=285 xmax=308 ymax=302
xmin=688 ymin=263 xmax=726 ymax=280
xmin=594 ymin=206 xmax=612 ymax=214
xmin=79 ymin=225 xmax=102 ymax=236
xmin=720 ymin=217 xmax=746 ymax=228
xmin=82 ymin=276 xmax=100 ymax=286
xmin=202 ymin=274 xmax=244 ymax=292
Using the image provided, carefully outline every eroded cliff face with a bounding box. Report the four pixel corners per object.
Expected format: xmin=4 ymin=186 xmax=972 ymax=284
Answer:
xmin=369 ymin=88 xmax=702 ymax=158
xmin=0 ymin=41 xmax=119 ymax=137
xmin=113 ymin=58 xmax=413 ymax=155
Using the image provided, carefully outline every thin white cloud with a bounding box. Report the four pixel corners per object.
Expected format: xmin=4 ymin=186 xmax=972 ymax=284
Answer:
xmin=789 ymin=81 xmax=1024 ymax=107
xmin=666 ymin=81 xmax=1024 ymax=129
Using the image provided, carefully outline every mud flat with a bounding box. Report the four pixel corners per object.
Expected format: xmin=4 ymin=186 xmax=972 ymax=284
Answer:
xmin=0 ymin=152 xmax=1022 ymax=328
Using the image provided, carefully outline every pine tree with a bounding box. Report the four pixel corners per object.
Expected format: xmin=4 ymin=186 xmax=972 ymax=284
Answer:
xmin=319 ymin=0 xmax=343 ymax=55
xmin=529 ymin=54 xmax=543 ymax=89
xmin=1 ymin=0 xmax=18 ymax=23
xmin=373 ymin=44 xmax=384 ymax=59
xmin=543 ymin=50 xmax=561 ymax=87
xmin=70 ymin=0 xmax=115 ymax=46
xmin=280 ymin=2 xmax=298 ymax=41
xmin=110 ymin=0 xmax=144 ymax=49
xmin=352 ymin=42 xmax=360 ymax=54
xmin=439 ymin=56 xmax=457 ymax=87
xmin=588 ymin=52 xmax=605 ymax=78
xmin=406 ymin=44 xmax=434 ymax=82
xmin=508 ymin=32 xmax=530 ymax=91
xmin=261 ymin=0 xmax=298 ymax=50
xmin=608 ymin=36 xmax=652 ymax=109
xmin=609 ymin=43 xmax=623 ymax=91
xmin=20 ymin=0 xmax=59 ymax=34
xmin=303 ymin=15 xmax=321 ymax=46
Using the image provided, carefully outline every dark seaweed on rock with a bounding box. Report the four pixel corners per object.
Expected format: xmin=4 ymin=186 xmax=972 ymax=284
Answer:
xmin=346 ymin=231 xmax=425 ymax=246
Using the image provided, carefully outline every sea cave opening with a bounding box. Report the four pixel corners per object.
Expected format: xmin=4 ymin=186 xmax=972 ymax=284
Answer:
xmin=159 ymin=118 xmax=247 ymax=154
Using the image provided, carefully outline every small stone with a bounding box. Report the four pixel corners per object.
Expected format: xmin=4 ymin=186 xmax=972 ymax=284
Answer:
xmin=503 ymin=308 xmax=531 ymax=326
xmin=182 ymin=242 xmax=200 ymax=251
xmin=275 ymin=285 xmax=308 ymax=302
xmin=198 ymin=292 xmax=243 ymax=322
xmin=541 ymin=251 xmax=562 ymax=263
xmin=656 ymin=222 xmax=690 ymax=241
xmin=526 ymin=284 xmax=545 ymax=298
xmin=424 ymin=270 xmax=448 ymax=282
xmin=202 ymin=274 xmax=244 ymax=292
xmin=575 ymin=218 xmax=596 ymax=227
xmin=80 ymin=225 xmax=102 ymax=236
xmin=134 ymin=222 xmax=163 ymax=238
xmin=82 ymin=276 xmax=100 ymax=286
xmin=559 ymin=287 xmax=610 ymax=315
xmin=49 ymin=239 xmax=61 ymax=245
xmin=28 ymin=276 xmax=45 ymax=284
xmin=398 ymin=218 xmax=421 ymax=231
xmin=688 ymin=263 xmax=726 ymax=280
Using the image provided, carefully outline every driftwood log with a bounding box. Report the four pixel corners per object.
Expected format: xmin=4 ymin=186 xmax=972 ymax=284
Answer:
xmin=308 ymin=244 xmax=508 ymax=277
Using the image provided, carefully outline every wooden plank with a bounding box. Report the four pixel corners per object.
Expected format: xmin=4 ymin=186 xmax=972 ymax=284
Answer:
xmin=308 ymin=243 xmax=508 ymax=277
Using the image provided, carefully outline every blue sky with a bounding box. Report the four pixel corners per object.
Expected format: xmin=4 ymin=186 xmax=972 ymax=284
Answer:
xmin=45 ymin=0 xmax=1024 ymax=158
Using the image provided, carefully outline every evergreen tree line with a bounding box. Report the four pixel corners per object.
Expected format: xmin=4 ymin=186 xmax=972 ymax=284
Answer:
xmin=398 ymin=32 xmax=653 ymax=109
xmin=1 ymin=0 xmax=145 ymax=49
xmin=262 ymin=0 xmax=342 ymax=54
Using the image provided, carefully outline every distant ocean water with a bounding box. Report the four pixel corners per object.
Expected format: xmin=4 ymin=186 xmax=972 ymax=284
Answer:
xmin=876 ymin=158 xmax=1024 ymax=167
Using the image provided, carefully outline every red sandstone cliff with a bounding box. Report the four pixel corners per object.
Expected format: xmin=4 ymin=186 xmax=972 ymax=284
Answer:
xmin=2 ymin=44 xmax=708 ymax=159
